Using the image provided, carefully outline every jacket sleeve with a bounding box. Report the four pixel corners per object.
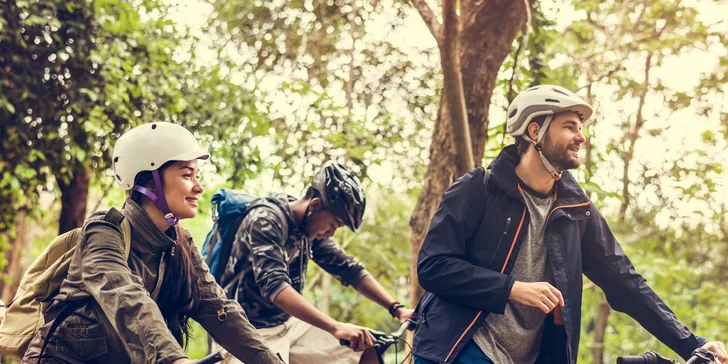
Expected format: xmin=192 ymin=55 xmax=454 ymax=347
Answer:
xmin=311 ymin=237 xmax=369 ymax=288
xmin=241 ymin=207 xmax=293 ymax=302
xmin=187 ymin=236 xmax=281 ymax=364
xmin=417 ymin=167 xmax=515 ymax=314
xmin=80 ymin=218 xmax=187 ymax=364
xmin=581 ymin=206 xmax=706 ymax=360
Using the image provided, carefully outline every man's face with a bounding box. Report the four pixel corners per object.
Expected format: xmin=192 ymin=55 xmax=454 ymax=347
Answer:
xmin=305 ymin=198 xmax=345 ymax=240
xmin=539 ymin=111 xmax=586 ymax=171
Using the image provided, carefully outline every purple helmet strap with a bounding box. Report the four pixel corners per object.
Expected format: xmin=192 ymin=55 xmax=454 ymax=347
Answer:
xmin=132 ymin=185 xmax=157 ymax=202
xmin=151 ymin=170 xmax=178 ymax=227
xmin=132 ymin=171 xmax=177 ymax=228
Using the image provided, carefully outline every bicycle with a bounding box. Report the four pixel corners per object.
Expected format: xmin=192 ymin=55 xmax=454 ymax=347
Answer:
xmin=617 ymin=348 xmax=719 ymax=364
xmin=192 ymin=351 xmax=224 ymax=364
xmin=339 ymin=319 xmax=417 ymax=364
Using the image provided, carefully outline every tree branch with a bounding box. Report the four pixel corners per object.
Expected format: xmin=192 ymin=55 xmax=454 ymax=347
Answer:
xmin=502 ymin=0 xmax=532 ymax=148
xmin=410 ymin=0 xmax=441 ymax=44
xmin=440 ymin=0 xmax=474 ymax=175
xmin=574 ymin=63 xmax=626 ymax=93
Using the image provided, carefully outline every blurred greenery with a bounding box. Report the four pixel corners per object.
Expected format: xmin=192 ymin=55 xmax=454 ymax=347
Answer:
xmin=1 ymin=0 xmax=727 ymax=362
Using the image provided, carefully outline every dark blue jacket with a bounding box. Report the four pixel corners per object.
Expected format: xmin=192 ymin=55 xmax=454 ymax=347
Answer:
xmin=412 ymin=145 xmax=706 ymax=363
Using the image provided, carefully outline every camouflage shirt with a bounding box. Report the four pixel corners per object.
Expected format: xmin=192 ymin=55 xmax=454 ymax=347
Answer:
xmin=220 ymin=193 xmax=370 ymax=328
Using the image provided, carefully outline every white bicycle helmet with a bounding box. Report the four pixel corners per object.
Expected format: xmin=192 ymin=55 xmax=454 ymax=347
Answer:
xmin=112 ymin=122 xmax=209 ymax=226
xmin=505 ymin=85 xmax=593 ymax=180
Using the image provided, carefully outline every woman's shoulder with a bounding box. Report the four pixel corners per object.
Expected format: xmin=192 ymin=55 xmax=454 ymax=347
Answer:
xmin=81 ymin=207 xmax=127 ymax=238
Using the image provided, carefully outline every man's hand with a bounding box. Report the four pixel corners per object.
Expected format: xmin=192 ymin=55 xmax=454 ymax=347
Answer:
xmin=330 ymin=322 xmax=376 ymax=352
xmin=508 ymin=281 xmax=564 ymax=314
xmin=702 ymin=341 xmax=728 ymax=363
xmin=394 ymin=307 xmax=415 ymax=325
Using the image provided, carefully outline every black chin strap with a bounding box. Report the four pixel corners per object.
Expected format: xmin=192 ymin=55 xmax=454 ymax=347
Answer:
xmin=299 ymin=203 xmax=313 ymax=236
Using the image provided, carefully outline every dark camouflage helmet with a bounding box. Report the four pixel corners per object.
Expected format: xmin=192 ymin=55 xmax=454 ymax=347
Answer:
xmin=310 ymin=162 xmax=366 ymax=232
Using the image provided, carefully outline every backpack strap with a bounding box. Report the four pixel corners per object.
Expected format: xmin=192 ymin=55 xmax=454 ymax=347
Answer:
xmin=37 ymin=299 xmax=85 ymax=362
xmin=105 ymin=207 xmax=132 ymax=258
xmin=120 ymin=218 xmax=132 ymax=258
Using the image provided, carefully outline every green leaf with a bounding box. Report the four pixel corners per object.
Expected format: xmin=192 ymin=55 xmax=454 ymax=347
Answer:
xmin=79 ymin=88 xmax=99 ymax=102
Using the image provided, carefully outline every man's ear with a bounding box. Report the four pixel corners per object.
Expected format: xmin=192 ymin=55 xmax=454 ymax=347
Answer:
xmin=309 ymin=197 xmax=323 ymax=212
xmin=527 ymin=122 xmax=541 ymax=141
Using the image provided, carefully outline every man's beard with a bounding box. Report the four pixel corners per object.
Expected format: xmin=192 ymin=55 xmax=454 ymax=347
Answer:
xmin=541 ymin=134 xmax=581 ymax=171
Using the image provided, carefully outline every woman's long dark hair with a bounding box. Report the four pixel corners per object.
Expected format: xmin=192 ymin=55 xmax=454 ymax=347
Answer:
xmin=129 ymin=161 xmax=201 ymax=347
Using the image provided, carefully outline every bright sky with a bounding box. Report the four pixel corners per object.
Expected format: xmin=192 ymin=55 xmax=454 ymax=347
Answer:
xmin=161 ymin=0 xmax=728 ymax=230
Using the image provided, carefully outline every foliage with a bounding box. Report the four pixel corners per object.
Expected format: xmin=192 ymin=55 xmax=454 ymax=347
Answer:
xmin=2 ymin=0 xmax=727 ymax=361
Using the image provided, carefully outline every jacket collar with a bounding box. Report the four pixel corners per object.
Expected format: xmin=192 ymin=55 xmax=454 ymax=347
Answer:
xmin=122 ymin=199 xmax=177 ymax=254
xmin=488 ymin=144 xmax=589 ymax=206
xmin=267 ymin=193 xmax=304 ymax=236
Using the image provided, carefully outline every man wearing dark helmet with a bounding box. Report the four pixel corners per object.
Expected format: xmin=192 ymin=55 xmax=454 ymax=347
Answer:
xmin=216 ymin=162 xmax=414 ymax=364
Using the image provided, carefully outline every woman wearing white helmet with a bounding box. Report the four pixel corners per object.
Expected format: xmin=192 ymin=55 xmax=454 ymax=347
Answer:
xmin=22 ymin=123 xmax=281 ymax=364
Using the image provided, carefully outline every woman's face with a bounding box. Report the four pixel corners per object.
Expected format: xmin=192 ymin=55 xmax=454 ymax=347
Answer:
xmin=161 ymin=160 xmax=204 ymax=220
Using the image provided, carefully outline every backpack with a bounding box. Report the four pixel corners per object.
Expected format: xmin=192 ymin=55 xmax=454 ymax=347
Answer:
xmin=0 ymin=209 xmax=131 ymax=358
xmin=201 ymin=189 xmax=291 ymax=292
xmin=201 ymin=189 xmax=259 ymax=283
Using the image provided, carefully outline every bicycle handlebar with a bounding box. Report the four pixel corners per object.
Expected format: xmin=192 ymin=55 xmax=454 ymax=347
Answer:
xmin=616 ymin=351 xmax=677 ymax=364
xmin=617 ymin=348 xmax=717 ymax=364
xmin=191 ymin=351 xmax=224 ymax=364
xmin=339 ymin=319 xmax=416 ymax=348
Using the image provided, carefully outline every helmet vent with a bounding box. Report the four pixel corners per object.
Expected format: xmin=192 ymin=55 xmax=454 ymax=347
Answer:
xmin=151 ymin=123 xmax=157 ymax=130
xmin=509 ymin=109 xmax=518 ymax=118
xmin=151 ymin=162 xmax=155 ymax=167
xmin=116 ymin=174 xmax=121 ymax=181
xmin=114 ymin=157 xmax=119 ymax=163
xmin=526 ymin=86 xmax=539 ymax=92
xmin=552 ymin=88 xmax=569 ymax=96
xmin=545 ymin=98 xmax=561 ymax=103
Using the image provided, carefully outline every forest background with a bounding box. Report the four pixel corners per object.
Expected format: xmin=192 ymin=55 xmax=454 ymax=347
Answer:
xmin=1 ymin=0 xmax=727 ymax=362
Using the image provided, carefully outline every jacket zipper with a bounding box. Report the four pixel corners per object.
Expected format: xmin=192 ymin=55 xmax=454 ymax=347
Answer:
xmin=543 ymin=194 xmax=586 ymax=364
xmin=489 ymin=217 xmax=512 ymax=266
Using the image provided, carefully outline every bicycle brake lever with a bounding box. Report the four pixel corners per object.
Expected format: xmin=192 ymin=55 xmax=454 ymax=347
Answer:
xmin=687 ymin=348 xmax=718 ymax=364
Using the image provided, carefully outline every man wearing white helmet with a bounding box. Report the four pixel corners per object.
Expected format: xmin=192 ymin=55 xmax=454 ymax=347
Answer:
xmin=411 ymin=86 xmax=727 ymax=364
xmin=21 ymin=123 xmax=282 ymax=364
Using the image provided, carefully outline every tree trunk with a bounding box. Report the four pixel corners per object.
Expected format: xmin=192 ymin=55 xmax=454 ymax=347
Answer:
xmin=1 ymin=209 xmax=30 ymax=302
xmin=58 ymin=163 xmax=91 ymax=234
xmin=619 ymin=54 xmax=652 ymax=221
xmin=581 ymin=82 xmax=613 ymax=364
xmin=409 ymin=0 xmax=532 ymax=308
xmin=441 ymin=0 xmax=474 ymax=175
xmin=592 ymin=293 xmax=611 ymax=364
xmin=320 ymin=273 xmax=331 ymax=315
xmin=595 ymin=54 xmax=652 ymax=364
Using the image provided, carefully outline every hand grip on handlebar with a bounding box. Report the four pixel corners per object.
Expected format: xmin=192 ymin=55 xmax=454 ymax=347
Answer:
xmin=616 ymin=356 xmax=650 ymax=364
xmin=191 ymin=351 xmax=224 ymax=364
xmin=686 ymin=348 xmax=718 ymax=364
xmin=616 ymin=351 xmax=677 ymax=364
xmin=339 ymin=319 xmax=416 ymax=348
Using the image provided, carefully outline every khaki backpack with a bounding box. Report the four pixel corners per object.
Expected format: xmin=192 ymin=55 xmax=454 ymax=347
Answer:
xmin=0 ymin=212 xmax=131 ymax=358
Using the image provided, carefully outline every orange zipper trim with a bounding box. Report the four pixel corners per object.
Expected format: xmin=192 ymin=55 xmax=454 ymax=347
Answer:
xmin=443 ymin=311 xmax=482 ymax=362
